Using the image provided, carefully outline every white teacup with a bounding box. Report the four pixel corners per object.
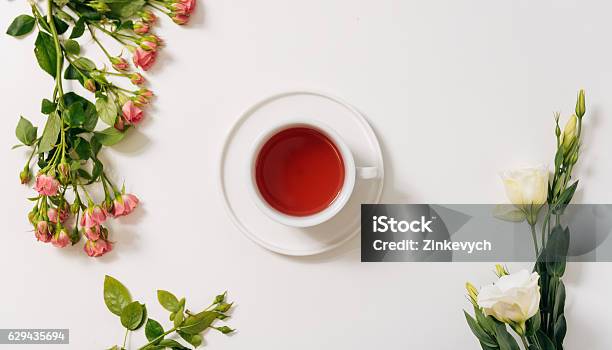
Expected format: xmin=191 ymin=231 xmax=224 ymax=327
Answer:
xmin=248 ymin=120 xmax=379 ymax=227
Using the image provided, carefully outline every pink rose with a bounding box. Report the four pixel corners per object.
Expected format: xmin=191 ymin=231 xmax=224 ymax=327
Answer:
xmin=172 ymin=13 xmax=190 ymax=25
xmin=112 ymin=193 xmax=140 ymax=217
xmin=48 ymin=207 xmax=68 ymax=224
xmin=35 ymin=221 xmax=52 ymax=243
xmin=180 ymin=0 xmax=196 ymax=13
xmin=172 ymin=3 xmax=190 ymax=16
xmin=51 ymin=228 xmax=71 ymax=248
xmin=84 ymin=239 xmax=113 ymax=257
xmin=35 ymin=174 xmax=60 ymax=196
xmin=130 ymin=73 xmax=146 ymax=86
xmin=80 ymin=205 xmax=107 ymax=228
xmin=132 ymin=47 xmax=157 ymax=71
xmin=111 ymin=56 xmax=130 ymax=71
xmin=84 ymin=225 xmax=101 ymax=241
xmin=122 ymin=101 xmax=144 ymax=124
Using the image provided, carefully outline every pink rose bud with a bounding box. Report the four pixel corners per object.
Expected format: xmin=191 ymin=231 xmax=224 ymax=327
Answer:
xmin=111 ymin=56 xmax=130 ymax=71
xmin=134 ymin=21 xmax=150 ymax=35
xmin=132 ymin=47 xmax=157 ymax=71
xmin=172 ymin=13 xmax=190 ymax=25
xmin=35 ymin=221 xmax=52 ymax=243
xmin=80 ymin=205 xmax=107 ymax=228
xmin=84 ymin=225 xmax=101 ymax=241
xmin=51 ymin=228 xmax=71 ymax=248
xmin=112 ymin=193 xmax=140 ymax=217
xmin=140 ymin=10 xmax=157 ymax=24
xmin=84 ymin=239 xmax=113 ymax=257
xmin=57 ymin=162 xmax=70 ymax=183
xmin=114 ymin=116 xmax=126 ymax=131
xmin=130 ymin=73 xmax=146 ymax=85
xmin=122 ymin=101 xmax=145 ymax=124
xmin=140 ymin=40 xmax=158 ymax=52
xmin=20 ymin=167 xmax=31 ymax=184
xmin=84 ymin=79 xmax=97 ymax=93
xmin=34 ymin=174 xmax=60 ymax=196
xmin=142 ymin=35 xmax=163 ymax=45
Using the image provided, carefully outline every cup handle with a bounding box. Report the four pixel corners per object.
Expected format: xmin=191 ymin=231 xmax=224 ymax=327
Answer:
xmin=356 ymin=167 xmax=379 ymax=179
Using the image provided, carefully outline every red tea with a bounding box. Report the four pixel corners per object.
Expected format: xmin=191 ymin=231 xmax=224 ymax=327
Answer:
xmin=255 ymin=127 xmax=345 ymax=216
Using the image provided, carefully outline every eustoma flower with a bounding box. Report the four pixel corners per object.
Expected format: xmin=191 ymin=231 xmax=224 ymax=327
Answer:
xmin=477 ymin=270 xmax=540 ymax=333
xmin=8 ymin=0 xmax=191 ymax=257
xmin=500 ymin=166 xmax=548 ymax=225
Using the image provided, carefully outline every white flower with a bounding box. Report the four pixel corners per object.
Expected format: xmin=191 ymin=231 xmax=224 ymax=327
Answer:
xmin=477 ymin=270 xmax=540 ymax=327
xmin=500 ymin=166 xmax=549 ymax=224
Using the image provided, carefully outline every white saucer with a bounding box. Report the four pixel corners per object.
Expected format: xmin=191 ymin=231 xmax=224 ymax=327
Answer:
xmin=219 ymin=91 xmax=384 ymax=256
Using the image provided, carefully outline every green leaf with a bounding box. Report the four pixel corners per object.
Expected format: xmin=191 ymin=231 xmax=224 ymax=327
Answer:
xmin=157 ymin=339 xmax=189 ymax=350
xmin=553 ymin=314 xmax=566 ymax=347
xmin=66 ymin=102 xmax=86 ymax=126
xmin=464 ymin=311 xmax=497 ymax=348
xmin=494 ymin=322 xmax=520 ymax=350
xmin=50 ymin=16 xmax=69 ymax=35
xmin=526 ymin=311 xmax=540 ymax=337
xmin=15 ymin=117 xmax=38 ymax=146
xmin=70 ymin=18 xmax=86 ymax=39
xmin=107 ymin=0 xmax=146 ymax=18
xmin=553 ymin=281 xmax=566 ymax=322
xmin=63 ymin=92 xmax=98 ymax=131
xmin=493 ymin=204 xmax=526 ymax=223
xmin=104 ymin=275 xmax=132 ymax=317
xmin=41 ymin=99 xmax=56 ymax=114
xmin=6 ymin=15 xmax=36 ymax=37
xmin=157 ymin=290 xmax=180 ymax=312
xmin=174 ymin=305 xmax=185 ymax=328
xmin=535 ymin=330 xmax=556 ymax=350
xmin=120 ymin=301 xmax=145 ymax=330
xmin=545 ymin=225 xmax=570 ymax=276
xmin=145 ymin=319 xmax=164 ymax=344
xmin=552 ymin=181 xmax=579 ymax=214
xmin=64 ymin=64 xmax=83 ymax=82
xmin=179 ymin=311 xmax=217 ymax=335
xmin=38 ymin=112 xmax=61 ymax=153
xmin=64 ymin=39 xmax=80 ymax=55
xmin=91 ymin=136 xmax=102 ymax=156
xmin=474 ymin=307 xmax=496 ymax=336
xmin=94 ymin=127 xmax=126 ymax=146
xmin=90 ymin=159 xmax=104 ymax=183
xmin=34 ymin=32 xmax=58 ymax=77
xmin=96 ymin=95 xmax=118 ymax=126
xmin=74 ymin=138 xmax=91 ymax=160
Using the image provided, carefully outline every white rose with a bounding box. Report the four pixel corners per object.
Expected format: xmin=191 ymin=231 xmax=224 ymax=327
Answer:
xmin=477 ymin=270 xmax=540 ymax=328
xmin=500 ymin=166 xmax=549 ymax=224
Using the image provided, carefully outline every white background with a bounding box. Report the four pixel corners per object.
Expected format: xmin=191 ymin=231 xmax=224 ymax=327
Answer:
xmin=1 ymin=0 xmax=611 ymax=348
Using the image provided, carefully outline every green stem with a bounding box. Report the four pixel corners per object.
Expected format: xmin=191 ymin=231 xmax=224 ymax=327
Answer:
xmin=530 ymin=224 xmax=539 ymax=256
xmin=520 ymin=335 xmax=530 ymax=349
xmin=122 ymin=329 xmax=129 ymax=348
xmin=86 ymin=24 xmax=114 ymax=59
xmin=47 ymin=0 xmax=65 ymax=106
